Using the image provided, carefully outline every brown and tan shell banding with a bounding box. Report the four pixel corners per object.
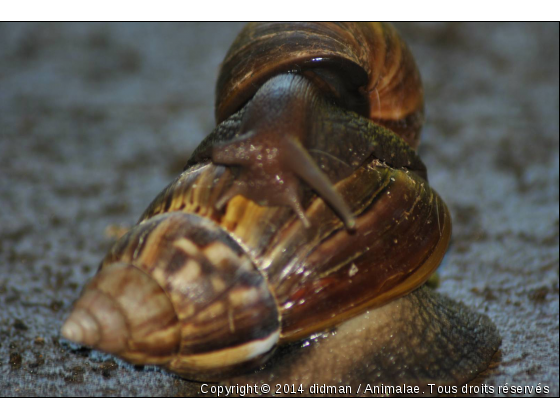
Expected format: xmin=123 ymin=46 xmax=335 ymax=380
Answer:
xmin=63 ymin=213 xmax=281 ymax=380
xmin=141 ymin=154 xmax=451 ymax=344
xmin=216 ymin=22 xmax=424 ymax=148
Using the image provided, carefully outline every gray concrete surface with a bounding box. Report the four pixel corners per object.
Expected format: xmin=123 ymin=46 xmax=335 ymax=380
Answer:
xmin=0 ymin=23 xmax=558 ymax=397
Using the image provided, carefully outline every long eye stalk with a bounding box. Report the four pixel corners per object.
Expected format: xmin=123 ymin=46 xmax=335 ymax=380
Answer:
xmin=211 ymin=74 xmax=356 ymax=231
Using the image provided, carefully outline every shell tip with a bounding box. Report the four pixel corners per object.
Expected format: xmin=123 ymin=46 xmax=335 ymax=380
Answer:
xmin=61 ymin=319 xmax=81 ymax=342
xmin=61 ymin=308 xmax=100 ymax=347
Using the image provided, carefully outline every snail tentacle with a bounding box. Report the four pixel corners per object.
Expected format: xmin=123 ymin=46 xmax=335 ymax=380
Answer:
xmin=282 ymin=137 xmax=355 ymax=230
xmin=211 ymin=74 xmax=355 ymax=229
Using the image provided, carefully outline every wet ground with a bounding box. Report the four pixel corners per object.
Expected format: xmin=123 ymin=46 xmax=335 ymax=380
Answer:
xmin=0 ymin=23 xmax=558 ymax=397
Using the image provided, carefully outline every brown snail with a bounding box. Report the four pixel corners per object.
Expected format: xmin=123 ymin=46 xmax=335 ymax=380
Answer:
xmin=61 ymin=22 xmax=500 ymax=391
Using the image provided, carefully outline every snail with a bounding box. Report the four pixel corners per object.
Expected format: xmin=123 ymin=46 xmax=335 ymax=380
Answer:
xmin=61 ymin=22 xmax=500 ymax=392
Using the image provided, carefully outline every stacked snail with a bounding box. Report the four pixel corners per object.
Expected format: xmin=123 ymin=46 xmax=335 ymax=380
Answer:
xmin=62 ymin=23 xmax=500 ymax=388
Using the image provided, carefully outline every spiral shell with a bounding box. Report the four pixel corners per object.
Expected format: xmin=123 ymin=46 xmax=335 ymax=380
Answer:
xmin=216 ymin=22 xmax=424 ymax=148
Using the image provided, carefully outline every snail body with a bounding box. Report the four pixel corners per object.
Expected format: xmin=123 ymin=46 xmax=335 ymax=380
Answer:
xmin=62 ymin=22 xmax=500 ymax=389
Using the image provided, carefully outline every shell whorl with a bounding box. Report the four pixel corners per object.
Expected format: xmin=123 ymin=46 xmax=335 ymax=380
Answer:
xmin=141 ymin=154 xmax=451 ymax=343
xmin=61 ymin=263 xmax=181 ymax=364
xmin=216 ymin=22 xmax=424 ymax=148
xmin=62 ymin=212 xmax=281 ymax=380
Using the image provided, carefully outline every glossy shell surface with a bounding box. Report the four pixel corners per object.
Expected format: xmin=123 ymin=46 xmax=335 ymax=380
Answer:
xmin=141 ymin=142 xmax=450 ymax=341
xmin=217 ymin=22 xmax=424 ymax=148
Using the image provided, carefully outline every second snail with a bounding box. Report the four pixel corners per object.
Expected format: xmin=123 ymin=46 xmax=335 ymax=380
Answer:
xmin=62 ymin=23 xmax=500 ymax=392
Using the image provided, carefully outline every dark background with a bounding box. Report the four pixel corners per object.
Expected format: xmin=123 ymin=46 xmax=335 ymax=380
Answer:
xmin=0 ymin=23 xmax=558 ymax=396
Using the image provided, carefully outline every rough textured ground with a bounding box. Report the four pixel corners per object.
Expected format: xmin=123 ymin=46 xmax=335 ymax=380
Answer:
xmin=0 ymin=23 xmax=558 ymax=397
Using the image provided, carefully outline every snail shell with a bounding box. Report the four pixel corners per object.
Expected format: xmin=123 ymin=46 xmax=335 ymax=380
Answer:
xmin=216 ymin=22 xmax=424 ymax=149
xmin=62 ymin=22 xmax=500 ymax=387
